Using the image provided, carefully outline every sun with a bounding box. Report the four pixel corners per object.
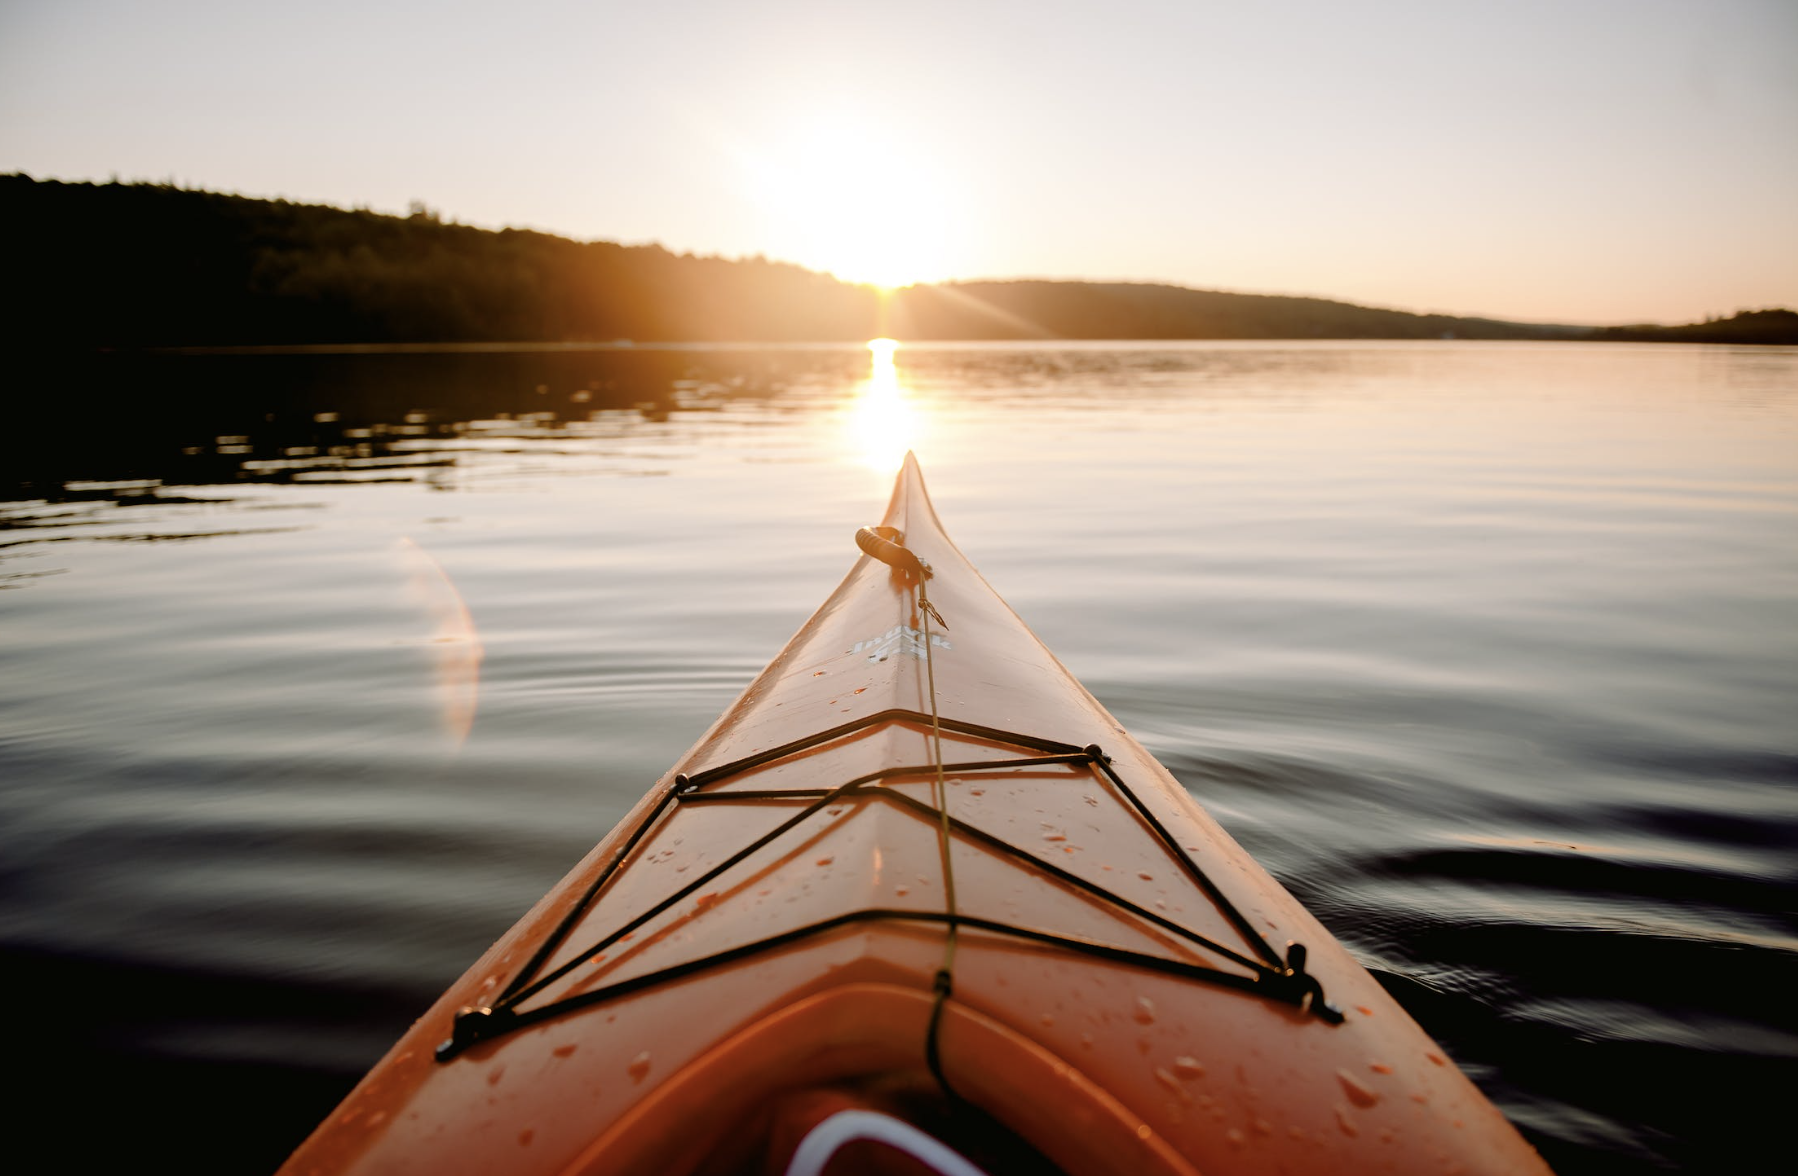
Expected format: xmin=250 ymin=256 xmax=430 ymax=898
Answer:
xmin=735 ymin=118 xmax=959 ymax=288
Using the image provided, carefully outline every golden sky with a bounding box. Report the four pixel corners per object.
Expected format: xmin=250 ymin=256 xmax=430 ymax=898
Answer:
xmin=2 ymin=0 xmax=1794 ymax=324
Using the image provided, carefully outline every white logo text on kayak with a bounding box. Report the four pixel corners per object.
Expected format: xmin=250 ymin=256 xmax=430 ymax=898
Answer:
xmin=852 ymin=625 xmax=951 ymax=663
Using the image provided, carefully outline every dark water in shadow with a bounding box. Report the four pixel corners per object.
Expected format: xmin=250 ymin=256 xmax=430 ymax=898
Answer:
xmin=2 ymin=342 xmax=1794 ymax=1172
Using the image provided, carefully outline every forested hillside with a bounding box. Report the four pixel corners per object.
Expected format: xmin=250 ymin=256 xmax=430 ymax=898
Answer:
xmin=6 ymin=176 xmax=1790 ymax=347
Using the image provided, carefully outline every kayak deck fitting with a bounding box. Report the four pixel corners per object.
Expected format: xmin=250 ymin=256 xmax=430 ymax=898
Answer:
xmin=280 ymin=453 xmax=1552 ymax=1176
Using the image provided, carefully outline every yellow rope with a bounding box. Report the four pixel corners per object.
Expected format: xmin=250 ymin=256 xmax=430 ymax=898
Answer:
xmin=919 ymin=577 xmax=957 ymax=972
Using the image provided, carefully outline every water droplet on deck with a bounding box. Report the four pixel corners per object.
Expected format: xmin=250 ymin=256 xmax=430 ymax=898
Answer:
xmin=1138 ymin=871 xmax=1153 ymax=881
xmin=1337 ymin=1070 xmax=1379 ymax=1107
xmin=1370 ymin=1062 xmax=1392 ymax=1075
xmin=1173 ymin=1056 xmax=1205 ymax=1077
xmin=1134 ymin=997 xmax=1157 ymax=1024
xmin=1043 ymin=832 xmax=1066 ymax=842
xmin=1335 ymin=1107 xmax=1358 ymax=1137
xmin=1226 ymin=1128 xmax=1245 ymax=1147
xmin=1426 ymin=1051 xmax=1447 ymax=1067
xmin=486 ymin=1066 xmax=506 ymax=1087
xmin=553 ymin=1044 xmax=577 ymax=1059
xmin=518 ymin=1129 xmax=535 ymax=1147
xmin=816 ymin=856 xmax=833 ymax=866
xmin=895 ymin=885 xmax=909 ymax=896
xmin=1153 ymin=1067 xmax=1181 ymax=1092
xmin=628 ymin=1052 xmax=652 ymax=1082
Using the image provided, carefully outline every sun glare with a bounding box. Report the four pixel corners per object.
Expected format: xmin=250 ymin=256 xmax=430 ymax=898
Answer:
xmin=848 ymin=338 xmax=917 ymax=474
xmin=736 ymin=119 xmax=958 ymax=288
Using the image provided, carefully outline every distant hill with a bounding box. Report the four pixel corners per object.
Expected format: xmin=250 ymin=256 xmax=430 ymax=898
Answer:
xmin=1585 ymin=309 xmax=1798 ymax=346
xmin=884 ymin=281 xmax=1568 ymax=341
xmin=4 ymin=175 xmax=1792 ymax=347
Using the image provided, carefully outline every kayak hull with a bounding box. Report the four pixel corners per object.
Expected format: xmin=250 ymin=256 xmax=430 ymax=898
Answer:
xmin=281 ymin=454 xmax=1550 ymax=1176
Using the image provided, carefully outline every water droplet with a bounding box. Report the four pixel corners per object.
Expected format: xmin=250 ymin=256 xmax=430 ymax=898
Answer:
xmin=969 ymin=788 xmax=984 ymax=797
xmin=1084 ymin=795 xmax=1098 ymax=807
xmin=1138 ymin=871 xmax=1154 ymax=881
xmin=695 ymin=892 xmax=718 ymax=908
xmin=1253 ymin=1118 xmax=1273 ymax=1136
xmin=895 ymin=885 xmax=909 ymax=896
xmin=1335 ymin=1107 xmax=1358 ymax=1137
xmin=1133 ymin=997 xmax=1157 ymax=1024
xmin=1153 ymin=1067 xmax=1181 ymax=1092
xmin=1040 ymin=1013 xmax=1055 ymax=1027
xmin=518 ymin=1129 xmax=535 ymax=1147
xmin=1226 ymin=1128 xmax=1245 ymax=1147
xmin=813 ymin=670 xmax=826 ymax=676
xmin=486 ymin=1066 xmax=506 ymax=1087
xmin=628 ymin=1052 xmax=652 ymax=1082
xmin=1370 ymin=1062 xmax=1393 ymax=1075
xmin=1135 ymin=1125 xmax=1152 ymax=1141
xmin=1043 ymin=832 xmax=1066 ymax=842
xmin=853 ymin=687 xmax=866 ymax=694
xmin=816 ymin=856 xmax=834 ymax=866
xmin=1337 ymin=1070 xmax=1379 ymax=1107
xmin=367 ymin=1111 xmax=388 ymax=1129
xmin=1426 ymin=1051 xmax=1447 ymax=1067
xmin=1173 ymin=1056 xmax=1205 ymax=1078
xmin=552 ymin=1044 xmax=577 ymax=1059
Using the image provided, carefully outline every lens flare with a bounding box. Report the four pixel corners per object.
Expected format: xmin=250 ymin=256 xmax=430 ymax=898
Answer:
xmin=400 ymin=537 xmax=483 ymax=748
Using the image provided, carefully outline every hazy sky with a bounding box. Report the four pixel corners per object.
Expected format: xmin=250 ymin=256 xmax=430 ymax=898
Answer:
xmin=3 ymin=0 xmax=1794 ymax=324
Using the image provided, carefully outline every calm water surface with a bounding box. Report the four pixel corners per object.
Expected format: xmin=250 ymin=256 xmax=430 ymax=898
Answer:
xmin=3 ymin=342 xmax=1794 ymax=1172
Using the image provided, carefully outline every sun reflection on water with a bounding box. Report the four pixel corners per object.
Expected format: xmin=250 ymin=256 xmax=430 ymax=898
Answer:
xmin=847 ymin=338 xmax=919 ymax=475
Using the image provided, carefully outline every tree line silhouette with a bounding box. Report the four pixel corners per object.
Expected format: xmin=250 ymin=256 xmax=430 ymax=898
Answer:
xmin=5 ymin=174 xmax=1792 ymax=347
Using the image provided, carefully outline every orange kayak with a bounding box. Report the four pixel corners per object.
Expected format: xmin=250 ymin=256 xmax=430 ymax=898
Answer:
xmin=281 ymin=454 xmax=1552 ymax=1176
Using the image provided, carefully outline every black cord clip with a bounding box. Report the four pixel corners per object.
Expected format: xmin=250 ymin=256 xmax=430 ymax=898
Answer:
xmin=436 ymin=1003 xmax=516 ymax=1061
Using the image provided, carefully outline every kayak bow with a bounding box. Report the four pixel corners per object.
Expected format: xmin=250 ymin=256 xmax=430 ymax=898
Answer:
xmin=282 ymin=453 xmax=1551 ymax=1176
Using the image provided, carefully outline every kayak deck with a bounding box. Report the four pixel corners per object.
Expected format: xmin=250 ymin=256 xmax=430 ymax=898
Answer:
xmin=281 ymin=453 xmax=1551 ymax=1176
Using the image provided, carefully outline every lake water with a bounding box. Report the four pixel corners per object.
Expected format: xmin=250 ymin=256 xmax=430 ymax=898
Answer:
xmin=3 ymin=341 xmax=1793 ymax=1173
